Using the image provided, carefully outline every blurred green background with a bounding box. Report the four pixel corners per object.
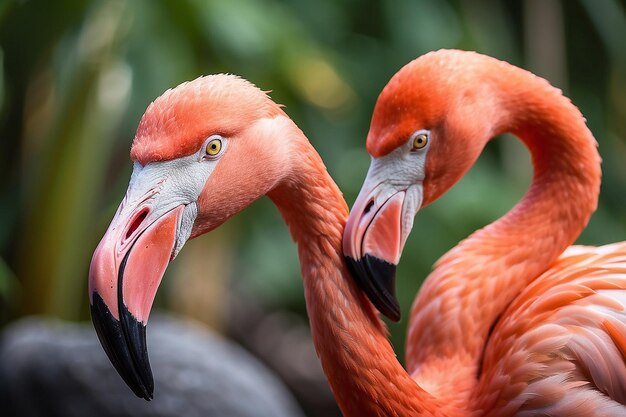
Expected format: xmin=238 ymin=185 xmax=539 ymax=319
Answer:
xmin=0 ymin=0 xmax=625 ymax=415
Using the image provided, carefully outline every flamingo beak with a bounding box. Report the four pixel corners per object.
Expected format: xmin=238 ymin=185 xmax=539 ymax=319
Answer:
xmin=88 ymin=161 xmax=200 ymax=400
xmin=89 ymin=202 xmax=184 ymax=400
xmin=343 ymin=167 xmax=423 ymax=322
xmin=343 ymin=187 xmax=404 ymax=321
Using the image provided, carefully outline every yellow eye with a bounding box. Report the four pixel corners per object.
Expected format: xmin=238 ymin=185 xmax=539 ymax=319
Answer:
xmin=412 ymin=133 xmax=428 ymax=150
xmin=205 ymin=138 xmax=222 ymax=156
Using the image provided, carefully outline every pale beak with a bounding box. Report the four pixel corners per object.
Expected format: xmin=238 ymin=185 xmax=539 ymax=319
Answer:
xmin=89 ymin=203 xmax=183 ymax=400
xmin=343 ymin=183 xmax=404 ymax=321
xmin=343 ymin=167 xmax=422 ymax=322
xmin=88 ymin=166 xmax=189 ymax=400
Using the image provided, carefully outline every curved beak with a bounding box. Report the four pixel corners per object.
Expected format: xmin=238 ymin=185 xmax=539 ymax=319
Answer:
xmin=89 ymin=162 xmax=195 ymax=400
xmin=343 ymin=163 xmax=423 ymax=322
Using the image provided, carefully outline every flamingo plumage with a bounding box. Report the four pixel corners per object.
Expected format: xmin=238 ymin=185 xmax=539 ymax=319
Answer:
xmin=343 ymin=49 xmax=626 ymax=416
xmin=87 ymin=49 xmax=626 ymax=417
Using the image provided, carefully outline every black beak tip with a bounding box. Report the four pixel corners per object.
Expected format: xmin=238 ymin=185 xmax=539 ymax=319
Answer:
xmin=90 ymin=292 xmax=154 ymax=400
xmin=344 ymin=255 xmax=401 ymax=322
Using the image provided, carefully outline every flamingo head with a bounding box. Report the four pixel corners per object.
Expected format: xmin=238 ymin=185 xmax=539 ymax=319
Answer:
xmin=343 ymin=50 xmax=500 ymax=321
xmin=88 ymin=75 xmax=289 ymax=399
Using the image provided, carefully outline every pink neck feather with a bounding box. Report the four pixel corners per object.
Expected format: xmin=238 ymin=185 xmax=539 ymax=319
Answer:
xmin=268 ymin=131 xmax=450 ymax=416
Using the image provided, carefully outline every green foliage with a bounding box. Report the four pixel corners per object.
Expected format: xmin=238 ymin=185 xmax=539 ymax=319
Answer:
xmin=0 ymin=0 xmax=625 ymax=365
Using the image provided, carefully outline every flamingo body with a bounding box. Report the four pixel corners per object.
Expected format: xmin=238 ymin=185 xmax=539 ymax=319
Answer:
xmin=343 ymin=50 xmax=626 ymax=416
xmin=472 ymin=242 xmax=626 ymax=416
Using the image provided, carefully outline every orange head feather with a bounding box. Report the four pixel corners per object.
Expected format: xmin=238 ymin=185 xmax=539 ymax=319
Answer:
xmin=131 ymin=74 xmax=284 ymax=165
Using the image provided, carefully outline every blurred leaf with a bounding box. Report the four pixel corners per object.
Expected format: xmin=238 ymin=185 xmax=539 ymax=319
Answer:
xmin=579 ymin=0 xmax=626 ymax=63
xmin=0 ymin=46 xmax=4 ymax=115
xmin=0 ymin=256 xmax=16 ymax=302
xmin=16 ymin=0 xmax=132 ymax=318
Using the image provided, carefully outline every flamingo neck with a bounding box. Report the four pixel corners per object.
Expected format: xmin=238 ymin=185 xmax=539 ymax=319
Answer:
xmin=405 ymin=63 xmax=602 ymax=406
xmin=269 ymin=130 xmax=457 ymax=417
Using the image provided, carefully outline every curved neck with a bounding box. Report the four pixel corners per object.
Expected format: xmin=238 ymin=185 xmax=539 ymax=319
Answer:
xmin=268 ymin=127 xmax=456 ymax=416
xmin=405 ymin=64 xmax=601 ymax=404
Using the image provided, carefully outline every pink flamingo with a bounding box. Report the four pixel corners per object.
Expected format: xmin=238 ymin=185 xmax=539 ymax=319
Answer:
xmin=343 ymin=49 xmax=626 ymax=416
xmin=89 ymin=50 xmax=626 ymax=416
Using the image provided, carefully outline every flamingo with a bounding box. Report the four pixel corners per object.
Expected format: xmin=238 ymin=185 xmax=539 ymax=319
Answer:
xmin=343 ymin=49 xmax=626 ymax=416
xmin=87 ymin=74 xmax=364 ymax=410
xmin=87 ymin=50 xmax=626 ymax=417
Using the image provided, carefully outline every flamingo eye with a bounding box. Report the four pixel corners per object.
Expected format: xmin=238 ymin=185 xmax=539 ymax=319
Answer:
xmin=412 ymin=133 xmax=428 ymax=150
xmin=205 ymin=138 xmax=223 ymax=157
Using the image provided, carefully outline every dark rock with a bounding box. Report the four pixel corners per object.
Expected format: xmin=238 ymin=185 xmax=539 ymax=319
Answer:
xmin=0 ymin=315 xmax=305 ymax=417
